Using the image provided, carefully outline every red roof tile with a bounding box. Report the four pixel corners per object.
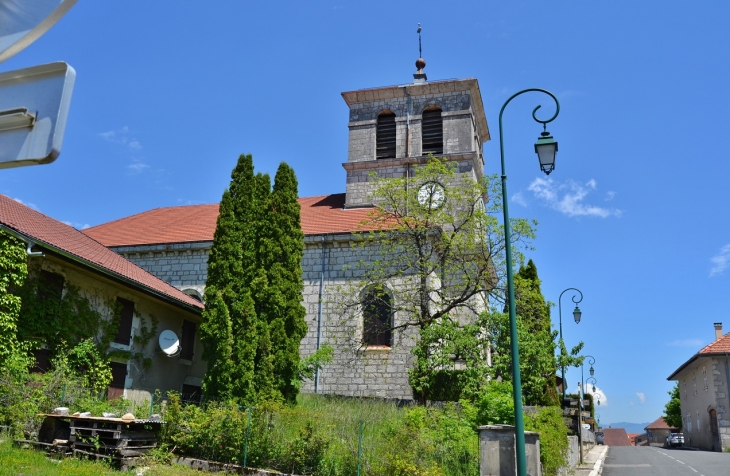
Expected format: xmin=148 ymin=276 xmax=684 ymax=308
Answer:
xmin=0 ymin=195 xmax=203 ymax=310
xmin=602 ymin=428 xmax=632 ymax=446
xmin=645 ymin=417 xmax=675 ymax=430
xmin=84 ymin=193 xmax=379 ymax=247
xmin=699 ymin=332 xmax=730 ymax=354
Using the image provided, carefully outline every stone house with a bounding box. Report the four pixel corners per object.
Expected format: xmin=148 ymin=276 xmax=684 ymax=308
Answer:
xmin=644 ymin=417 xmax=677 ymax=446
xmin=667 ymin=322 xmax=730 ymax=451
xmin=83 ymin=63 xmax=491 ymax=400
xmin=0 ymin=193 xmax=206 ymax=403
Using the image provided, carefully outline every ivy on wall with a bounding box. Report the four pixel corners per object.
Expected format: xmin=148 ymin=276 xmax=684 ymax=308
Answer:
xmin=0 ymin=231 xmax=28 ymax=365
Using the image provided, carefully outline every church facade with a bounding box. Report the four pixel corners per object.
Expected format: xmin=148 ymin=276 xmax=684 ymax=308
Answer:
xmin=84 ymin=64 xmax=491 ymax=400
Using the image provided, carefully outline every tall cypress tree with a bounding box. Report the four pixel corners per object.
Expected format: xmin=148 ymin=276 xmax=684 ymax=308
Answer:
xmin=201 ymin=155 xmax=258 ymax=405
xmin=201 ymin=155 xmax=306 ymax=405
xmin=512 ymin=259 xmax=559 ymax=406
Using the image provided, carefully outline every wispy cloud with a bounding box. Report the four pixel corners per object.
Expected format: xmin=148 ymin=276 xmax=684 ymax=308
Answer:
xmin=13 ymin=197 xmax=38 ymax=210
xmin=667 ymin=338 xmax=704 ymax=348
xmin=521 ymin=178 xmax=622 ymax=218
xmin=127 ymin=160 xmax=150 ymax=174
xmin=98 ymin=126 xmax=142 ymax=152
xmin=512 ymin=191 xmax=528 ymax=207
xmin=62 ymin=221 xmax=90 ymax=230
xmin=635 ymin=392 xmax=646 ymax=404
xmin=710 ymin=244 xmax=730 ymax=277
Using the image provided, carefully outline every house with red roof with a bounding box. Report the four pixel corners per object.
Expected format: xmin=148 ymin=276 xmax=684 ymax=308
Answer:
xmin=0 ymin=193 xmax=205 ymax=403
xmin=668 ymin=322 xmax=730 ymax=451
xmin=644 ymin=417 xmax=677 ymax=446
xmin=84 ymin=64 xmax=491 ymax=400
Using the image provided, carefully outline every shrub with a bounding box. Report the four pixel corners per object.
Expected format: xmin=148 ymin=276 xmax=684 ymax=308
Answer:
xmin=524 ymin=406 xmax=569 ymax=476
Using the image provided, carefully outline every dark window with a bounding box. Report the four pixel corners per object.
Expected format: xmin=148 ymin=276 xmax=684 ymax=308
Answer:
xmin=181 ymin=384 xmax=203 ymax=405
xmin=180 ymin=320 xmax=196 ymax=360
xmin=108 ymin=361 xmax=127 ymax=400
xmin=422 ymin=108 xmax=443 ymax=155
xmin=39 ymin=270 xmax=64 ymax=301
xmin=114 ymin=298 xmax=134 ymax=345
xmin=376 ymin=112 xmax=397 ymax=159
xmin=31 ymin=348 xmax=51 ymax=373
xmin=362 ymin=287 xmax=392 ymax=346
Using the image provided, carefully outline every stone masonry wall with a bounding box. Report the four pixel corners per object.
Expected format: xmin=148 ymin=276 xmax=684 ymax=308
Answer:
xmin=712 ymin=357 xmax=730 ymax=450
xmin=112 ymin=236 xmax=420 ymax=400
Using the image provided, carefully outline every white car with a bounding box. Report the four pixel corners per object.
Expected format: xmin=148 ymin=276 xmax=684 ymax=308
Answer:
xmin=666 ymin=432 xmax=684 ymax=448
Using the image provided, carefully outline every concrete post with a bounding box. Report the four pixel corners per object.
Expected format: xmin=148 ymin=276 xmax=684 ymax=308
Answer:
xmin=478 ymin=425 xmax=542 ymax=476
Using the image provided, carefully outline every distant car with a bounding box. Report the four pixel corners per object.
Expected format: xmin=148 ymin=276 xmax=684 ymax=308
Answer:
xmin=596 ymin=432 xmax=604 ymax=445
xmin=582 ymin=423 xmax=591 ymax=430
xmin=666 ymin=432 xmax=684 ymax=448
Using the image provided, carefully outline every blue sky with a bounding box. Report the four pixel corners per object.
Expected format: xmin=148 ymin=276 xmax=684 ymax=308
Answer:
xmin=2 ymin=1 xmax=729 ymax=426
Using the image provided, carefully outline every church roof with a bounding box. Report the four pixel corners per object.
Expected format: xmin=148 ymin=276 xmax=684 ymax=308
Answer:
xmin=83 ymin=193 xmax=378 ymax=247
xmin=0 ymin=194 xmax=203 ymax=311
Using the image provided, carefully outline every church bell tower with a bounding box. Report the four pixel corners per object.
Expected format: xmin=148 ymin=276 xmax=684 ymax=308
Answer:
xmin=341 ymin=57 xmax=491 ymax=208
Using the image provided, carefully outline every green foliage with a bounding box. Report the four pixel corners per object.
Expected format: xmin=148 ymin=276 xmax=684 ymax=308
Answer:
xmin=663 ymin=382 xmax=682 ymax=429
xmin=511 ymin=260 xmax=559 ymax=406
xmin=202 ymin=155 xmax=308 ymax=405
xmin=461 ymin=380 xmax=515 ymax=426
xmin=524 ymin=406 xmax=570 ymax=476
xmin=297 ymin=344 xmax=334 ymax=385
xmin=0 ymin=231 xmax=28 ymax=365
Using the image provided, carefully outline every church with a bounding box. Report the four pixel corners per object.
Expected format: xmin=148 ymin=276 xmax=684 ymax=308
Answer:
xmin=83 ymin=59 xmax=491 ymax=400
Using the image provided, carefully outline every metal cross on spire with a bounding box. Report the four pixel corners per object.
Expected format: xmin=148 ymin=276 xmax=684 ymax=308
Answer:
xmin=417 ymin=23 xmax=422 ymax=58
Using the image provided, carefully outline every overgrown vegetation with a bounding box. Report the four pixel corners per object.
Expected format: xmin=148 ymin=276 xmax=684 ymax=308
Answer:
xmin=663 ymin=382 xmax=682 ymax=429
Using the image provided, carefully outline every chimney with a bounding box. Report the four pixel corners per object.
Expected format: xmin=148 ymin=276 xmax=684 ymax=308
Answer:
xmin=714 ymin=322 xmax=723 ymax=340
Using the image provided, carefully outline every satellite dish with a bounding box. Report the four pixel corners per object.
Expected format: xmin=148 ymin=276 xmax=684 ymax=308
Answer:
xmin=0 ymin=0 xmax=79 ymax=64
xmin=158 ymin=330 xmax=181 ymax=357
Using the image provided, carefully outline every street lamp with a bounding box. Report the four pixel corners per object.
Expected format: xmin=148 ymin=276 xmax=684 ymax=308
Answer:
xmin=586 ymin=376 xmax=598 ymax=395
xmin=558 ymin=288 xmax=584 ymax=404
xmin=581 ymin=355 xmax=596 ymax=398
xmin=499 ymin=88 xmax=560 ymax=476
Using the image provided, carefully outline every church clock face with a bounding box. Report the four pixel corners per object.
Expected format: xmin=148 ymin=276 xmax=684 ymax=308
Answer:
xmin=417 ymin=182 xmax=445 ymax=209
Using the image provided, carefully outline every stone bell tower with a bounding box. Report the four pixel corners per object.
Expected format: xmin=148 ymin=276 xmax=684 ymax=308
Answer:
xmin=341 ymin=57 xmax=491 ymax=208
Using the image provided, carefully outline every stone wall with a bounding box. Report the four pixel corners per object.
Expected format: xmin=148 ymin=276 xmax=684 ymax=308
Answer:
xmin=712 ymin=356 xmax=730 ymax=451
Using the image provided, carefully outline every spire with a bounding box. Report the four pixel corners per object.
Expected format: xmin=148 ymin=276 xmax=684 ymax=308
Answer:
xmin=414 ymin=23 xmax=427 ymax=84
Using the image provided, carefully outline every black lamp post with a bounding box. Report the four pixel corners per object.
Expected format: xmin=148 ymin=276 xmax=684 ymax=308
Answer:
xmin=558 ymin=288 xmax=583 ymax=404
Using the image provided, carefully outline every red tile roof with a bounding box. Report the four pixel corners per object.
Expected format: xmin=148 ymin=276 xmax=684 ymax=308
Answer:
xmin=645 ymin=417 xmax=675 ymax=431
xmin=627 ymin=433 xmax=641 ymax=446
xmin=602 ymin=428 xmax=632 ymax=446
xmin=668 ymin=331 xmax=730 ymax=380
xmin=0 ymin=195 xmax=203 ymax=310
xmin=699 ymin=332 xmax=730 ymax=354
xmin=84 ymin=193 xmax=379 ymax=247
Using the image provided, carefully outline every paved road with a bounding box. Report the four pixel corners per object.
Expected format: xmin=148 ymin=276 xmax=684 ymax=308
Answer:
xmin=603 ymin=446 xmax=730 ymax=476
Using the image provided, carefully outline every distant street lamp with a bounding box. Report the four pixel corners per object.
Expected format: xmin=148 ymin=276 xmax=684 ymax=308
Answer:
xmin=558 ymin=288 xmax=583 ymax=404
xmin=586 ymin=376 xmax=598 ymax=395
xmin=581 ymin=355 xmax=596 ymax=401
xmin=499 ymin=88 xmax=560 ymax=476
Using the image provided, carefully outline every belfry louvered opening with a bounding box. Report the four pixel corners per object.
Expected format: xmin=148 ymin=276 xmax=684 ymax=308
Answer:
xmin=421 ymin=108 xmax=443 ymax=155
xmin=376 ymin=112 xmax=397 ymax=159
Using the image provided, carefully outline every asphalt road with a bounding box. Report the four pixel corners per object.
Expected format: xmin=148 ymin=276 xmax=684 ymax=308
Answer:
xmin=603 ymin=446 xmax=730 ymax=476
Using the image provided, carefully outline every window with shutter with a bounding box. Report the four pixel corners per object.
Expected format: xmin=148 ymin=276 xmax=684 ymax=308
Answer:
xmin=362 ymin=287 xmax=392 ymax=347
xmin=114 ymin=298 xmax=134 ymax=345
xmin=180 ymin=320 xmax=196 ymax=360
xmin=421 ymin=108 xmax=443 ymax=155
xmin=376 ymin=112 xmax=397 ymax=159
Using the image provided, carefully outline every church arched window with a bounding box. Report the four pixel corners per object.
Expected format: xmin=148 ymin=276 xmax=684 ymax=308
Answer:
xmin=376 ymin=111 xmax=397 ymax=159
xmin=421 ymin=106 xmax=443 ymax=155
xmin=362 ymin=286 xmax=392 ymax=346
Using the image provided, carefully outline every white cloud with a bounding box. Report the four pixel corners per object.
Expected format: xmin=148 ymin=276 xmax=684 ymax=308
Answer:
xmin=62 ymin=221 xmax=90 ymax=230
xmin=604 ymin=191 xmax=616 ymax=201
xmin=512 ymin=192 xmax=528 ymax=207
xmin=575 ymin=384 xmax=608 ymax=407
xmin=98 ymin=126 xmax=142 ymax=152
xmin=526 ymin=178 xmax=622 ymax=218
xmin=636 ymin=392 xmax=646 ymax=404
xmin=667 ymin=338 xmax=704 ymax=348
xmin=710 ymin=244 xmax=730 ymax=277
xmin=127 ymin=161 xmax=150 ymax=174
xmin=13 ymin=197 xmax=38 ymax=210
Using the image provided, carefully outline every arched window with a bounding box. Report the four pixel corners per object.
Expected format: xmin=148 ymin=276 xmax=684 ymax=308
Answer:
xmin=421 ymin=107 xmax=443 ymax=155
xmin=376 ymin=111 xmax=397 ymax=159
xmin=362 ymin=286 xmax=392 ymax=346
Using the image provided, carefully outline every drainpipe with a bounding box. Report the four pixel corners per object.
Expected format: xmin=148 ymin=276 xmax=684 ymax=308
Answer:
xmin=404 ymin=87 xmax=412 ymax=216
xmin=25 ymin=239 xmax=44 ymax=257
xmin=314 ymin=235 xmax=328 ymax=393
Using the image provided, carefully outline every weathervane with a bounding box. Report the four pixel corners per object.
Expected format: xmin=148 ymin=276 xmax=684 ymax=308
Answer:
xmin=413 ymin=23 xmax=427 ymax=83
xmin=417 ymin=23 xmax=422 ymax=58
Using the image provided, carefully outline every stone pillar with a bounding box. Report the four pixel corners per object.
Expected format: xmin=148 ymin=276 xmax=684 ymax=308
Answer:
xmin=478 ymin=425 xmax=541 ymax=476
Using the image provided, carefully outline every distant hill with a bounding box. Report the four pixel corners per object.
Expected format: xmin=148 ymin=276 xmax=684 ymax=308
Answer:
xmin=604 ymin=422 xmax=650 ymax=434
